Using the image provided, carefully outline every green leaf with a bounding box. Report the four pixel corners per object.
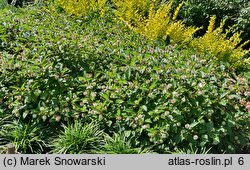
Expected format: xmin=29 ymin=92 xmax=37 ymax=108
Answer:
xmin=219 ymin=100 xmax=227 ymax=106
xmin=190 ymin=121 xmax=199 ymax=128
xmin=149 ymin=80 xmax=158 ymax=90
xmin=124 ymin=108 xmax=134 ymax=113
xmin=116 ymin=99 xmax=124 ymax=104
xmin=117 ymin=108 xmax=121 ymax=116
xmin=220 ymin=92 xmax=228 ymax=99
xmin=145 ymin=118 xmax=152 ymax=123
xmin=213 ymin=136 xmax=220 ymax=145
xmin=101 ymin=93 xmax=109 ymax=100
xmin=142 ymin=105 xmax=147 ymax=111
xmin=23 ymin=111 xmax=28 ymax=119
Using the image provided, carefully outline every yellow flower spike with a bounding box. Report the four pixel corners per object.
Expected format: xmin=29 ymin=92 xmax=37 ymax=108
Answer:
xmin=172 ymin=1 xmax=184 ymax=21
xmin=207 ymin=15 xmax=216 ymax=33
xmin=239 ymin=40 xmax=250 ymax=49
xmin=215 ymin=18 xmax=227 ymax=35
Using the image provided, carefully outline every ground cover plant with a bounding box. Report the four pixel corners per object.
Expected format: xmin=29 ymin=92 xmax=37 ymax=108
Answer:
xmin=0 ymin=0 xmax=249 ymax=154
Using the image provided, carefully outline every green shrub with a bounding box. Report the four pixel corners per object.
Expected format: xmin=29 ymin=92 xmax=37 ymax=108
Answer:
xmin=0 ymin=4 xmax=249 ymax=153
xmin=93 ymin=49 xmax=249 ymax=153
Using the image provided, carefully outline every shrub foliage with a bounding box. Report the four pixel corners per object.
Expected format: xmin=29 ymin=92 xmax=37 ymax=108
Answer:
xmin=0 ymin=1 xmax=249 ymax=154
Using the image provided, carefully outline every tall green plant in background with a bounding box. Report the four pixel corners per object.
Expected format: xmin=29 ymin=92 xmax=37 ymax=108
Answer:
xmin=138 ymin=1 xmax=200 ymax=45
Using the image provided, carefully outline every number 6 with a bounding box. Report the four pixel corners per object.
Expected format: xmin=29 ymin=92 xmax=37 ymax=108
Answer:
xmin=238 ymin=157 xmax=244 ymax=165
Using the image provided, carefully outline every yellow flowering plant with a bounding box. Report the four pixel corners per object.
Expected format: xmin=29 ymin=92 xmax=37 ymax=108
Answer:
xmin=55 ymin=0 xmax=107 ymax=16
xmin=191 ymin=15 xmax=250 ymax=67
xmin=113 ymin=0 xmax=199 ymax=45
xmin=112 ymin=0 xmax=152 ymax=28
xmin=135 ymin=1 xmax=173 ymax=40
xmin=113 ymin=0 xmax=249 ymax=68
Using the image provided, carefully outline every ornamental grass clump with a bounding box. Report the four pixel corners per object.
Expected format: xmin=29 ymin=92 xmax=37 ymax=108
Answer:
xmin=50 ymin=122 xmax=104 ymax=154
xmin=101 ymin=133 xmax=152 ymax=154
xmin=0 ymin=120 xmax=47 ymax=154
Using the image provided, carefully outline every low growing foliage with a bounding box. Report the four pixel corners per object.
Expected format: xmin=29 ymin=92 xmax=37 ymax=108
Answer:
xmin=0 ymin=2 xmax=249 ymax=154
